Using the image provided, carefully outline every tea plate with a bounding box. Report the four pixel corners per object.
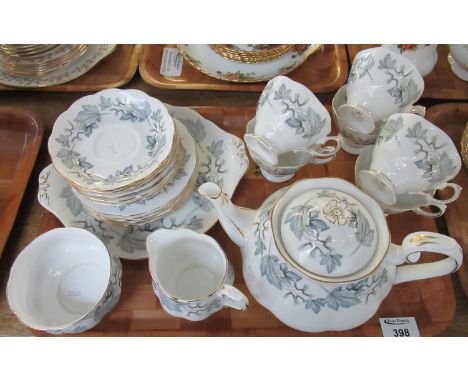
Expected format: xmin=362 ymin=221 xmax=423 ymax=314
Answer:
xmin=0 ymin=44 xmax=116 ymax=88
xmin=38 ymin=105 xmax=249 ymax=260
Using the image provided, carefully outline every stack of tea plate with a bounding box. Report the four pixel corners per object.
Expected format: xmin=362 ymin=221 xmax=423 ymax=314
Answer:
xmin=48 ymin=89 xmax=199 ymax=226
xmin=0 ymin=44 xmax=116 ymax=87
xmin=0 ymin=44 xmax=88 ymax=76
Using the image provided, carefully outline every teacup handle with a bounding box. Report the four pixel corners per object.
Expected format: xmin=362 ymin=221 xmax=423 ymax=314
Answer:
xmin=294 ymin=136 xmax=342 ymax=164
xmin=216 ymin=284 xmax=249 ymax=311
xmin=389 ymin=232 xmax=462 ymax=285
xmin=432 ymin=183 xmax=462 ymax=204
xmin=409 ymin=183 xmax=461 ymax=217
xmin=413 ymin=203 xmax=446 ymax=218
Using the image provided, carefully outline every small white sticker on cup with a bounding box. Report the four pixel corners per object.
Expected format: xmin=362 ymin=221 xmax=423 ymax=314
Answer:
xmin=379 ymin=317 xmax=420 ymax=337
xmin=160 ymin=47 xmax=184 ymax=76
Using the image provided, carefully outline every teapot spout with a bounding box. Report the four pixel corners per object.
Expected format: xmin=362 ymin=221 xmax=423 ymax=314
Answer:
xmin=198 ymin=182 xmax=255 ymax=248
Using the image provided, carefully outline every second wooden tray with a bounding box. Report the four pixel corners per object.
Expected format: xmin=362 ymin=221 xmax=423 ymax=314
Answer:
xmin=425 ymin=103 xmax=468 ymax=298
xmin=347 ymin=44 xmax=468 ymax=100
xmin=0 ymin=107 xmax=43 ymax=256
xmin=0 ymin=45 xmax=142 ymax=92
xmin=31 ymin=106 xmax=455 ymax=336
xmin=139 ymin=45 xmax=348 ymax=93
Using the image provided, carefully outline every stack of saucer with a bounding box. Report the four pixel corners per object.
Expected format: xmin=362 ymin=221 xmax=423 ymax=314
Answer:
xmin=0 ymin=44 xmax=88 ymax=76
xmin=48 ymin=89 xmax=199 ymax=226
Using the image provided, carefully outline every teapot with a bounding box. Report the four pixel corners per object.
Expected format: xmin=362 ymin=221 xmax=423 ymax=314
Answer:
xmin=198 ymin=178 xmax=462 ymax=332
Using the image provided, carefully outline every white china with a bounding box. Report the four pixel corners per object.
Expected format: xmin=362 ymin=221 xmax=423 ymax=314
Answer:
xmin=147 ymin=229 xmax=248 ymax=320
xmin=178 ymin=44 xmax=321 ymax=83
xmin=246 ymin=117 xmax=338 ymax=183
xmin=49 ymin=88 xmax=175 ymax=191
xmin=355 ymin=146 xmax=457 ymax=217
xmin=74 ymin=118 xmax=198 ymax=225
xmin=332 ymin=85 xmax=380 ymax=155
xmin=245 ymin=76 xmax=339 ymax=167
xmin=332 ymin=84 xmax=426 ymax=155
xmin=7 ymin=228 xmax=121 ymax=334
xmin=198 ymin=178 xmax=462 ymax=332
xmin=358 ymin=113 xmax=462 ymax=206
xmin=0 ymin=44 xmax=116 ymax=88
xmin=382 ymin=44 xmax=438 ymax=77
xmin=38 ymin=104 xmax=249 ymax=260
xmin=339 ymin=47 xmax=424 ymax=135
xmin=448 ymin=44 xmax=468 ymax=81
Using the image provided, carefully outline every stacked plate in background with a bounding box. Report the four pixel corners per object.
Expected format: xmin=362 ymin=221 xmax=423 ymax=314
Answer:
xmin=0 ymin=44 xmax=88 ymax=76
xmin=0 ymin=44 xmax=116 ymax=87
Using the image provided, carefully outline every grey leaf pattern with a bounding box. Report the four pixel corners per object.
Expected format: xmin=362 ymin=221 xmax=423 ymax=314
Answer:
xmin=324 ymin=286 xmax=362 ymax=311
xmin=351 ymin=210 xmax=375 ymax=254
xmin=260 ymin=255 xmax=284 ymax=291
xmin=378 ymin=53 xmax=421 ymax=106
xmin=59 ymin=186 xmax=82 ymax=217
xmin=269 ymin=82 xmax=327 ymax=140
xmin=179 ymin=117 xmax=206 ymax=143
xmin=349 ymin=54 xmax=375 ymax=82
xmin=377 ymin=116 xmax=404 ymax=144
xmin=319 ymin=252 xmax=343 ymax=274
xmin=304 ymin=298 xmax=325 ymax=313
xmin=284 ymin=205 xmax=306 ymax=240
xmin=407 ymin=121 xmax=458 ymax=185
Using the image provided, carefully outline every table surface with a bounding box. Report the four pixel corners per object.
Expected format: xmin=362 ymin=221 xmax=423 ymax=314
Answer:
xmin=0 ymin=71 xmax=467 ymax=336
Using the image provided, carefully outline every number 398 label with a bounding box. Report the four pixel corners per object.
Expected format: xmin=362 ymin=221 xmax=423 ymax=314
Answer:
xmin=379 ymin=317 xmax=420 ymax=337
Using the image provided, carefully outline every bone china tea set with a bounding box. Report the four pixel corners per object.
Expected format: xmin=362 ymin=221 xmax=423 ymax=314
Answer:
xmin=6 ymin=45 xmax=465 ymax=335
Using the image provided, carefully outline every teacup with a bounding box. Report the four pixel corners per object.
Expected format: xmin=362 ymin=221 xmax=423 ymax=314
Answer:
xmin=339 ymin=47 xmax=424 ymax=135
xmin=332 ymin=85 xmax=381 ymax=154
xmin=245 ymin=75 xmax=339 ymax=166
xmin=147 ymin=229 xmax=248 ymax=321
xmin=332 ymin=85 xmax=425 ymax=155
xmin=448 ymin=44 xmax=468 ymax=81
xmin=246 ymin=117 xmax=340 ymax=182
xmin=7 ymin=228 xmax=122 ymax=334
xmin=382 ymin=44 xmax=438 ymax=77
xmin=358 ymin=113 xmax=462 ymax=206
xmin=355 ymin=145 xmax=459 ymax=217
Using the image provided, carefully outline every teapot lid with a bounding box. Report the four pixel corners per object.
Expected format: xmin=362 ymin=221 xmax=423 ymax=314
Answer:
xmin=273 ymin=178 xmax=389 ymax=283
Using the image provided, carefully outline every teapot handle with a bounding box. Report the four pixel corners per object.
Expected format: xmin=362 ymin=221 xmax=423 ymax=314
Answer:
xmin=216 ymin=284 xmax=249 ymax=311
xmin=391 ymin=232 xmax=462 ymax=285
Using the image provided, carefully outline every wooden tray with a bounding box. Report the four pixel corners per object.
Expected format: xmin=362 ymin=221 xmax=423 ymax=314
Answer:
xmin=0 ymin=107 xmax=43 ymax=256
xmin=347 ymin=45 xmax=468 ymax=100
xmin=139 ymin=45 xmax=348 ymax=93
xmin=425 ymin=103 xmax=468 ymax=298
xmin=0 ymin=45 xmax=142 ymax=92
xmin=33 ymin=106 xmax=455 ymax=336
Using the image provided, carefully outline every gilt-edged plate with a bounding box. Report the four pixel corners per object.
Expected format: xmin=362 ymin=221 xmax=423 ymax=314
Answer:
xmin=178 ymin=44 xmax=321 ymax=83
xmin=0 ymin=44 xmax=116 ymax=88
xmin=38 ymin=104 xmax=249 ymax=260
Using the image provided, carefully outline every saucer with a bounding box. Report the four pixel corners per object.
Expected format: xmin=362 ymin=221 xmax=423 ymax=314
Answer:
xmin=38 ymin=104 xmax=249 ymax=260
xmin=49 ymin=88 xmax=175 ymax=191
xmin=354 ymin=145 xmax=441 ymax=216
